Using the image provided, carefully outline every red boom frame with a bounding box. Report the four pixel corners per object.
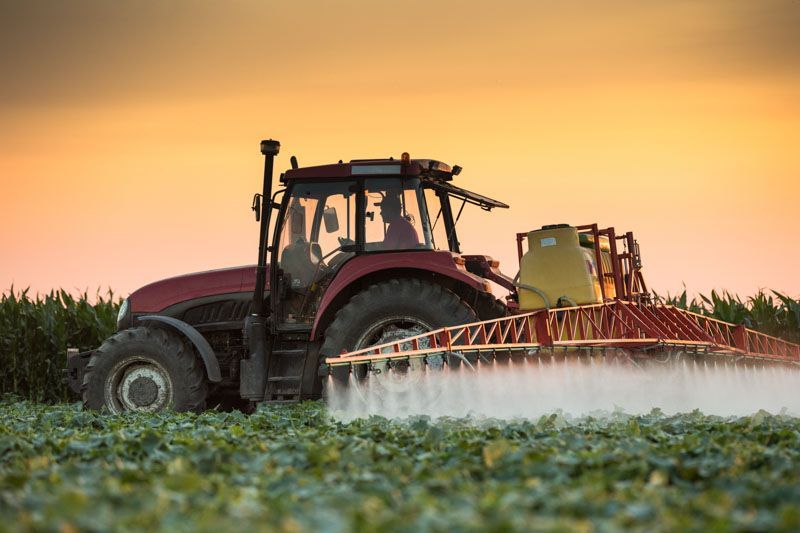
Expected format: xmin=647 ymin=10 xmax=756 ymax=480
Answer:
xmin=324 ymin=302 xmax=800 ymax=370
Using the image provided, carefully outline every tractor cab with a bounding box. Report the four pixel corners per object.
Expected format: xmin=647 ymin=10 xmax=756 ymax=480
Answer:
xmin=267 ymin=154 xmax=509 ymax=327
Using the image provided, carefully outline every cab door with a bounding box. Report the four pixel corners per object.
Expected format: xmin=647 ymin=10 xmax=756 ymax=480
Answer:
xmin=271 ymin=180 xmax=357 ymax=327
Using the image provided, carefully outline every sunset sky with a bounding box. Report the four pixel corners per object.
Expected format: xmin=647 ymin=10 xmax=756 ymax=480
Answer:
xmin=1 ymin=0 xmax=798 ymax=299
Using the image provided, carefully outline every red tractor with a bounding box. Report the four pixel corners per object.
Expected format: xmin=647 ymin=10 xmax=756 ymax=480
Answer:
xmin=67 ymin=140 xmax=512 ymax=412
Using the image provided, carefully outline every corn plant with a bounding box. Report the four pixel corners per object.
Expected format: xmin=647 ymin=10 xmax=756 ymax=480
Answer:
xmin=0 ymin=288 xmax=119 ymax=402
xmin=657 ymin=288 xmax=800 ymax=343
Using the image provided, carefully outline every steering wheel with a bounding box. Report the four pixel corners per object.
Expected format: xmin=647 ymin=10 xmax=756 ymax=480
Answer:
xmin=304 ymin=238 xmax=356 ymax=283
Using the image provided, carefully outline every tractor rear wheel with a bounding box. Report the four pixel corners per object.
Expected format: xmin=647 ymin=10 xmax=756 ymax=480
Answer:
xmin=320 ymin=278 xmax=478 ymax=391
xmin=82 ymin=327 xmax=207 ymax=413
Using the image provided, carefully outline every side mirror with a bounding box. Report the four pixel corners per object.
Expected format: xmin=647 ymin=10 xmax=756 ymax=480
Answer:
xmin=323 ymin=206 xmax=340 ymax=233
xmin=251 ymin=194 xmax=262 ymax=222
xmin=290 ymin=210 xmax=305 ymax=235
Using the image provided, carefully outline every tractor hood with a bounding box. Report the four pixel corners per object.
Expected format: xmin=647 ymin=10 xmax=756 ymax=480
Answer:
xmin=129 ymin=265 xmax=260 ymax=313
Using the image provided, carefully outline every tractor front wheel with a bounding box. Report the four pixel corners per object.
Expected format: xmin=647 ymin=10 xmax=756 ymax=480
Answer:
xmin=82 ymin=327 xmax=207 ymax=413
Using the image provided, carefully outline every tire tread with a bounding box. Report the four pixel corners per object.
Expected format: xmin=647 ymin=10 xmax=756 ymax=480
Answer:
xmin=81 ymin=327 xmax=207 ymax=413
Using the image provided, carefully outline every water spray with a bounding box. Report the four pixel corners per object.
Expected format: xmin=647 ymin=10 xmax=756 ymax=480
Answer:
xmin=325 ymin=351 xmax=800 ymax=422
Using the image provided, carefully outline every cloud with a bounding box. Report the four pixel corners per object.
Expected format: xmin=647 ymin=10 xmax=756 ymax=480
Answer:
xmin=0 ymin=0 xmax=797 ymax=111
xmin=681 ymin=0 xmax=800 ymax=77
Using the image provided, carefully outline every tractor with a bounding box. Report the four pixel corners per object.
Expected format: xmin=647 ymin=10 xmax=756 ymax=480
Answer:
xmin=67 ymin=139 xmax=800 ymax=413
xmin=66 ymin=140 xmax=512 ymax=412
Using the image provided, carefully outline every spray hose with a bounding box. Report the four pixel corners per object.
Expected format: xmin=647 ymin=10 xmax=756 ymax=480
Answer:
xmin=513 ymin=273 xmax=580 ymax=310
xmin=513 ymin=272 xmax=552 ymax=309
xmin=556 ymin=296 xmax=578 ymax=308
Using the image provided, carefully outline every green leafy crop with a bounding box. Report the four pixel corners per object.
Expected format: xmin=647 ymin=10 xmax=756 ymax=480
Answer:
xmin=1 ymin=400 xmax=800 ymax=531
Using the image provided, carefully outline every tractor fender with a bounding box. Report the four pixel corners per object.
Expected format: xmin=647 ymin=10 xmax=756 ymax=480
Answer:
xmin=310 ymin=250 xmax=488 ymax=340
xmin=137 ymin=315 xmax=222 ymax=383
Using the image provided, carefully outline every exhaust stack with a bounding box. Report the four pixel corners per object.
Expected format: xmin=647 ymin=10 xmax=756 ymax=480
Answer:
xmin=241 ymin=139 xmax=280 ymax=401
xmin=254 ymin=139 xmax=280 ymax=315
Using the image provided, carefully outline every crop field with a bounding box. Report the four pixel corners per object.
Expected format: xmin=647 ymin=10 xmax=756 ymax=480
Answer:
xmin=2 ymin=289 xmax=800 ymax=531
xmin=2 ymin=400 xmax=800 ymax=531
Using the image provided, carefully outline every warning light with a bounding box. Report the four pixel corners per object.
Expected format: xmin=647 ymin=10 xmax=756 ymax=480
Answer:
xmin=401 ymin=152 xmax=410 ymax=165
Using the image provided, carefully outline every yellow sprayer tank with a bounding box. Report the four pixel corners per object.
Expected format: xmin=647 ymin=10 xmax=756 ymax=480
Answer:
xmin=518 ymin=225 xmax=604 ymax=310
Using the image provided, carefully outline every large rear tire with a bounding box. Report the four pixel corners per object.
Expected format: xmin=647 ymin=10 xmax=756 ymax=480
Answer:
xmin=82 ymin=327 xmax=207 ymax=413
xmin=320 ymin=278 xmax=478 ymax=392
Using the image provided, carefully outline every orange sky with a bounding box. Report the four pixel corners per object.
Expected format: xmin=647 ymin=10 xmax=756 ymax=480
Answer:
xmin=1 ymin=0 xmax=798 ymax=299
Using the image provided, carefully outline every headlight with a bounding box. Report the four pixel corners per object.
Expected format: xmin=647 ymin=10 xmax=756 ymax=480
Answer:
xmin=117 ymin=298 xmax=130 ymax=328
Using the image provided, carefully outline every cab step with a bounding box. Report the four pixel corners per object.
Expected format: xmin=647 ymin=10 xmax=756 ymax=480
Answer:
xmin=267 ymin=376 xmax=302 ymax=382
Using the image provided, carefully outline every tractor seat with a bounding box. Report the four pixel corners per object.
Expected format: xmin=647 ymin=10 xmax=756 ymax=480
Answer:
xmin=280 ymin=238 xmax=323 ymax=288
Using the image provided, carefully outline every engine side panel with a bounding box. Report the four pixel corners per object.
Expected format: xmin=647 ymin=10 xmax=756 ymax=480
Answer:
xmin=165 ymin=293 xmax=254 ymax=330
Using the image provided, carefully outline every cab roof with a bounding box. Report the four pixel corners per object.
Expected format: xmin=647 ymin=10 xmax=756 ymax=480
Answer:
xmin=281 ymin=157 xmax=509 ymax=211
xmin=281 ymin=158 xmax=454 ymax=183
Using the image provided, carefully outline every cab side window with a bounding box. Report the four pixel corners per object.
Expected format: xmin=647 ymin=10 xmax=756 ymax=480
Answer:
xmin=423 ymin=187 xmax=449 ymax=251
